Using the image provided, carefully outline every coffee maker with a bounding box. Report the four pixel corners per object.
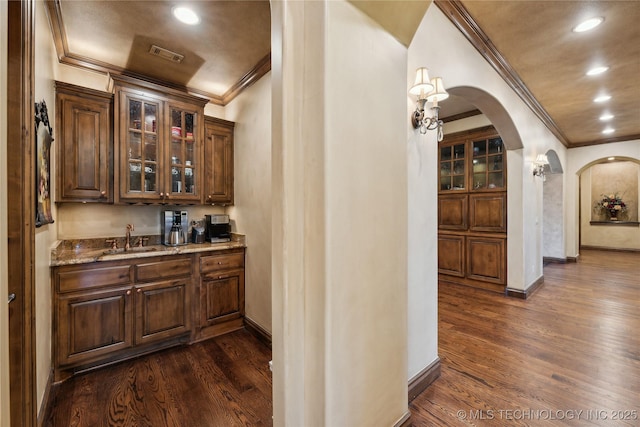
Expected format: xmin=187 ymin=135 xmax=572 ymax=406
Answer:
xmin=205 ymin=214 xmax=231 ymax=242
xmin=161 ymin=210 xmax=188 ymax=246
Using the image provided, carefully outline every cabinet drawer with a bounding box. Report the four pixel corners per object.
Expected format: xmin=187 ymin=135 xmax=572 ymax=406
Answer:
xmin=200 ymin=251 xmax=244 ymax=273
xmin=57 ymin=265 xmax=132 ymax=293
xmin=136 ymin=257 xmax=192 ymax=282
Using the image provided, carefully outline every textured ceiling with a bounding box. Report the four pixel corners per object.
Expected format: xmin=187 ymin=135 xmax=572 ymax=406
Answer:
xmin=47 ymin=1 xmax=640 ymax=147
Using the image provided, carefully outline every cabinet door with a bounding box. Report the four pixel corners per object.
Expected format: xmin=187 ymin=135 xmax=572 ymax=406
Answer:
xmin=438 ymin=234 xmax=465 ymax=277
xmin=57 ymin=286 xmax=133 ymax=367
xmin=469 ymin=193 xmax=506 ymax=232
xmin=134 ymin=279 xmax=191 ymax=345
xmin=55 ymin=84 xmax=112 ymax=202
xmin=117 ymin=91 xmax=163 ymax=202
xmin=204 ymin=117 xmax=234 ymax=205
xmin=200 ymin=269 xmax=244 ymax=327
xmin=166 ymin=103 xmax=202 ymax=203
xmin=466 ymin=237 xmax=505 ymax=284
xmin=438 ymin=194 xmax=468 ymax=230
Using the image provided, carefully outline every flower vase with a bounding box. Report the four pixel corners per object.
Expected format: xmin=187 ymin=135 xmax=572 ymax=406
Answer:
xmin=609 ymin=210 xmax=618 ymax=221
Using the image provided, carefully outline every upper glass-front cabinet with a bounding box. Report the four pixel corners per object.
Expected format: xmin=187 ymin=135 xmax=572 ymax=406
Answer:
xmin=123 ymin=95 xmax=161 ymax=198
xmin=439 ymin=133 xmax=506 ymax=192
xmin=114 ymin=77 xmax=205 ymax=204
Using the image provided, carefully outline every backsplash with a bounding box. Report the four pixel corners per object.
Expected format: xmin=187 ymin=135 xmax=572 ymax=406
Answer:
xmin=56 ymin=203 xmax=226 ymax=239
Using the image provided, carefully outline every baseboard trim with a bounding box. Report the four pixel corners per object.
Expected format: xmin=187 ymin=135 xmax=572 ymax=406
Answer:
xmin=580 ymin=245 xmax=640 ymax=253
xmin=543 ymin=256 xmax=568 ymax=264
xmin=408 ymin=357 xmax=441 ymax=402
xmin=393 ymin=410 xmax=412 ymax=427
xmin=37 ymin=368 xmax=54 ymax=427
xmin=566 ymin=255 xmax=579 ymax=263
xmin=506 ymin=275 xmax=544 ymax=300
xmin=243 ymin=316 xmax=272 ymax=348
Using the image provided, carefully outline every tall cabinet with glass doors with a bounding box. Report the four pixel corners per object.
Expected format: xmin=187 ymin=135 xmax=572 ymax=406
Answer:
xmin=438 ymin=126 xmax=508 ymax=293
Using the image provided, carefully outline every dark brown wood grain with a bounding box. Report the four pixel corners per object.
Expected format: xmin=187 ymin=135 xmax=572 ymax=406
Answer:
xmin=411 ymin=249 xmax=640 ymax=426
xmin=43 ymin=329 xmax=272 ymax=427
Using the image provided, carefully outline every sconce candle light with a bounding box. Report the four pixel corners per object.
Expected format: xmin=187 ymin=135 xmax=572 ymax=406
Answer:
xmin=532 ymin=154 xmax=549 ymax=180
xmin=409 ymin=67 xmax=449 ymax=141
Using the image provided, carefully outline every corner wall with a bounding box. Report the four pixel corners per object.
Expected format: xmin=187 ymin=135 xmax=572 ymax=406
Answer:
xmin=225 ymin=73 xmax=273 ymax=333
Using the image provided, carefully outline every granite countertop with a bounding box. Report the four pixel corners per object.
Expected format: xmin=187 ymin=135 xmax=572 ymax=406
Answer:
xmin=51 ymin=234 xmax=246 ymax=266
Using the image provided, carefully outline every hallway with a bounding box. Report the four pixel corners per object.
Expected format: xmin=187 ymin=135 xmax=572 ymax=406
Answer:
xmin=411 ymin=249 xmax=640 ymax=426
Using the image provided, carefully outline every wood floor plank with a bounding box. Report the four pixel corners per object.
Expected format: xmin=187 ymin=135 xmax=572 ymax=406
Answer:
xmin=43 ymin=329 xmax=272 ymax=427
xmin=411 ymin=249 xmax=640 ymax=426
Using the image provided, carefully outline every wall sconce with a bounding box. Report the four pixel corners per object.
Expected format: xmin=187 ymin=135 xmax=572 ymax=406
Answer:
xmin=409 ymin=67 xmax=449 ymax=141
xmin=532 ymin=154 xmax=549 ymax=179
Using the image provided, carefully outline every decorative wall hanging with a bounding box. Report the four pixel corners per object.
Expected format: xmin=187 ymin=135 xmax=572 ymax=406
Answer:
xmin=35 ymin=100 xmax=54 ymax=227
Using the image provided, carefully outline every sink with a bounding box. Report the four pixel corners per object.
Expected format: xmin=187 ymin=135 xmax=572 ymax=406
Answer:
xmin=102 ymin=247 xmax=157 ymax=255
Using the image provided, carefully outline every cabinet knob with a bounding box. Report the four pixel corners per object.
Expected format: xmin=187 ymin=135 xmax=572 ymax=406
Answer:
xmin=137 ymin=288 xmax=142 ymax=293
xmin=126 ymin=290 xmax=131 ymax=295
xmin=100 ymin=191 xmax=106 ymax=197
xmin=160 ymin=192 xmax=164 ymax=197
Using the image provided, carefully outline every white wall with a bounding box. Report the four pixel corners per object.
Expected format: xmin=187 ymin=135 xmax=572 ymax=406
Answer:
xmin=0 ymin=2 xmax=10 ymax=425
xmin=225 ymin=73 xmax=273 ymax=332
xmin=34 ymin=0 xmax=58 ymax=413
xmin=271 ymin=0 xmax=408 ymax=425
xmin=566 ymin=139 xmax=640 ymax=256
xmin=543 ymin=172 xmax=565 ymax=259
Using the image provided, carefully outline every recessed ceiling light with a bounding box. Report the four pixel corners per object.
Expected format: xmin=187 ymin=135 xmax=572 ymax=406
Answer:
xmin=602 ymin=128 xmax=615 ymax=134
xmin=586 ymin=66 xmax=609 ymax=76
xmin=573 ymin=17 xmax=604 ymax=33
xmin=599 ymin=113 xmax=614 ymax=121
xmin=593 ymin=95 xmax=611 ymax=103
xmin=608 ymin=157 xmax=615 ymax=161
xmin=172 ymin=6 xmax=200 ymax=25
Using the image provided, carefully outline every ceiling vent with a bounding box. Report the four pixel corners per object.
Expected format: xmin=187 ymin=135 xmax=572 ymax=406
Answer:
xmin=148 ymin=45 xmax=184 ymax=63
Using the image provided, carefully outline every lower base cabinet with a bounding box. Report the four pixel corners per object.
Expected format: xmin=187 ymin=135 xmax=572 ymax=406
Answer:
xmin=438 ymin=233 xmax=506 ymax=293
xmin=52 ymin=248 xmax=245 ymax=382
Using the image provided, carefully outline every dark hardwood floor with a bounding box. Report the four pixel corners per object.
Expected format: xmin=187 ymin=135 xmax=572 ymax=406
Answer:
xmin=44 ymin=249 xmax=639 ymax=426
xmin=43 ymin=329 xmax=272 ymax=427
xmin=411 ymin=249 xmax=640 ymax=426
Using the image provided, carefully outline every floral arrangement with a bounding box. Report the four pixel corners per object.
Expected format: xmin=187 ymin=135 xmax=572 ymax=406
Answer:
xmin=594 ymin=193 xmax=627 ymax=219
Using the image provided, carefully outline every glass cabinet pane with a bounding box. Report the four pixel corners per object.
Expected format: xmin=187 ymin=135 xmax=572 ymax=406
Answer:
xmin=169 ymin=108 xmax=198 ymax=196
xmin=125 ymin=96 xmax=159 ymax=195
xmin=441 ymin=146 xmax=451 ymax=161
xmin=471 ymin=137 xmax=505 ymax=190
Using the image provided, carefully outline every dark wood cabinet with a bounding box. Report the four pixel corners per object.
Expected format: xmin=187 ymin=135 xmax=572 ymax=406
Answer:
xmin=204 ymin=116 xmax=235 ymax=205
xmin=55 ymin=81 xmax=113 ymax=203
xmin=111 ymin=75 xmax=207 ymax=204
xmin=52 ymin=255 xmax=193 ymax=381
xmin=197 ymin=249 xmax=245 ymax=340
xmin=56 ymin=286 xmax=132 ymax=368
xmin=52 ymin=248 xmax=245 ymax=382
xmin=134 ymin=256 xmax=192 ymax=346
xmin=438 ymin=126 xmax=507 ymax=292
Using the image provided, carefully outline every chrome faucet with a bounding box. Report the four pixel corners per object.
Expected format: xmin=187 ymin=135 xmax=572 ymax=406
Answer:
xmin=125 ymin=224 xmax=134 ymax=250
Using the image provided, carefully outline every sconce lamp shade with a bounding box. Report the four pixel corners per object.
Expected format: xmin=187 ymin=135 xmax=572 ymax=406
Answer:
xmin=409 ymin=67 xmax=434 ymax=96
xmin=535 ymin=154 xmax=549 ymax=165
xmin=426 ymin=77 xmax=449 ymax=103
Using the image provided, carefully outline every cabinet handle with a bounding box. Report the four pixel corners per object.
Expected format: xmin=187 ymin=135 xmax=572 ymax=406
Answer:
xmin=8 ymin=293 xmax=16 ymax=304
xmin=218 ymin=275 xmax=229 ymax=280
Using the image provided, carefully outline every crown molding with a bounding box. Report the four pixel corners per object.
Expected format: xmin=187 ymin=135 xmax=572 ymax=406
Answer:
xmin=434 ymin=0 xmax=570 ymax=147
xmin=44 ymin=0 xmax=269 ymax=106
